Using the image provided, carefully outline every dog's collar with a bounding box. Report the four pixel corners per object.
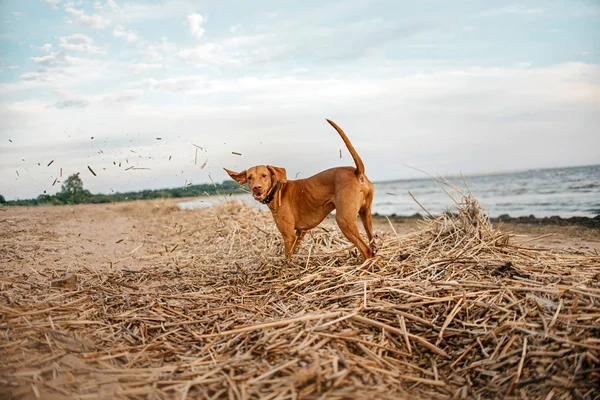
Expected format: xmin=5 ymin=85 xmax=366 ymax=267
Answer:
xmin=260 ymin=181 xmax=282 ymax=205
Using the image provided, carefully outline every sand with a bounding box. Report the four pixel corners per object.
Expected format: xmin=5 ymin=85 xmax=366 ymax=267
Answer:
xmin=1 ymin=198 xmax=599 ymax=399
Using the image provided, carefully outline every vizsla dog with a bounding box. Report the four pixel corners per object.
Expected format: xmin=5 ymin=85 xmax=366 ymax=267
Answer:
xmin=224 ymin=119 xmax=374 ymax=260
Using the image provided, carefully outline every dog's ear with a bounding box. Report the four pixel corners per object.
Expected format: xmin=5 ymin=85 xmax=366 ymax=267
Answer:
xmin=267 ymin=165 xmax=287 ymax=183
xmin=224 ymin=168 xmax=248 ymax=184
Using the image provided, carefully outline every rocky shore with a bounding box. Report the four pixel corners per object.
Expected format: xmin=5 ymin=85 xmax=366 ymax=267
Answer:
xmin=375 ymin=212 xmax=600 ymax=229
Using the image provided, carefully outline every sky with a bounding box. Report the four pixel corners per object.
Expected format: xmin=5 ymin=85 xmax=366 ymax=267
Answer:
xmin=0 ymin=0 xmax=599 ymax=200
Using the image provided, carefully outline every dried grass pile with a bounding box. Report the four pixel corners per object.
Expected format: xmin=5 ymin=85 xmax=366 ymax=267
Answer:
xmin=1 ymin=183 xmax=599 ymax=399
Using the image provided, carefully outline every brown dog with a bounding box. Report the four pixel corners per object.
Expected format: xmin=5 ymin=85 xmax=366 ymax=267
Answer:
xmin=224 ymin=119 xmax=374 ymax=260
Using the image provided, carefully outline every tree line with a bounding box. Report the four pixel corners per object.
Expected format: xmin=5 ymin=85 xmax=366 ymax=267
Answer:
xmin=0 ymin=174 xmax=244 ymax=206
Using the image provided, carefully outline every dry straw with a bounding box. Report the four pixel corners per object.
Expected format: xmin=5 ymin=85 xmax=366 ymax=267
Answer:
xmin=1 ymin=179 xmax=599 ymax=399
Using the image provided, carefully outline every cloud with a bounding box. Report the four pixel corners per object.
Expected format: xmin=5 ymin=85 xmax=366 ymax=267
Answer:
xmin=178 ymin=43 xmax=231 ymax=65
xmin=515 ymin=62 xmax=532 ymax=68
xmin=113 ymin=25 xmax=137 ymax=42
xmin=42 ymin=0 xmax=60 ymax=7
xmin=125 ymin=64 xmax=600 ymax=119
xmin=93 ymin=0 xmax=118 ymax=11
xmin=175 ymin=18 xmax=434 ymax=68
xmin=54 ymin=98 xmax=89 ymax=109
xmin=177 ymin=34 xmax=273 ymax=65
xmin=187 ymin=13 xmax=206 ymax=40
xmin=131 ymin=62 xmax=162 ymax=74
xmin=105 ymin=0 xmax=118 ymax=11
xmin=15 ymin=55 xmax=96 ymax=89
xmin=132 ymin=75 xmax=206 ymax=92
xmin=142 ymin=37 xmax=177 ymax=61
xmin=59 ymin=34 xmax=106 ymax=54
xmin=114 ymin=1 xmax=196 ymax=22
xmin=64 ymin=55 xmax=91 ymax=65
xmin=31 ymin=53 xmax=63 ymax=66
xmin=30 ymin=52 xmax=85 ymax=67
xmin=65 ymin=6 xmax=110 ymax=29
xmin=31 ymin=39 xmax=94 ymax=69
xmin=3 ymin=62 xmax=599 ymax=200
xmin=101 ymin=89 xmax=139 ymax=104
xmin=67 ymin=33 xmax=93 ymax=44
xmin=20 ymin=72 xmax=55 ymax=82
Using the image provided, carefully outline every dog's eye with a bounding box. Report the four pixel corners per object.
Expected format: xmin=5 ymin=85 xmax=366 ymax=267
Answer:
xmin=248 ymin=176 xmax=252 ymax=180
xmin=261 ymin=174 xmax=267 ymax=178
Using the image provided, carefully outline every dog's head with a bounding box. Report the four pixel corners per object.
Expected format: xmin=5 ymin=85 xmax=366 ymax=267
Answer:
xmin=224 ymin=165 xmax=287 ymax=202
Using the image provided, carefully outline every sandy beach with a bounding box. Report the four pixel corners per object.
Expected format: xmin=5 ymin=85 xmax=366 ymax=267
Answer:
xmin=2 ymin=199 xmax=598 ymax=274
xmin=1 ymin=198 xmax=599 ymax=399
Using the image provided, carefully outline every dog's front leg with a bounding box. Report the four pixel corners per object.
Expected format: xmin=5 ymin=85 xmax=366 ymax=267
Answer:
xmin=273 ymin=218 xmax=297 ymax=259
xmin=281 ymin=229 xmax=299 ymax=259
xmin=291 ymin=230 xmax=306 ymax=255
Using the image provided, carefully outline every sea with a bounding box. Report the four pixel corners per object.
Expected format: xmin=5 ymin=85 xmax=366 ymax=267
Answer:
xmin=178 ymin=164 xmax=600 ymax=219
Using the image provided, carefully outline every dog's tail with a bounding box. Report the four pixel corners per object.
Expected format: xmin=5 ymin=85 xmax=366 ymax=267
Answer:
xmin=326 ymin=119 xmax=365 ymax=176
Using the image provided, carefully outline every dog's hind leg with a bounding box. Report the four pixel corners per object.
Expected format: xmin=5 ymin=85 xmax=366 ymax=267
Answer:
xmin=336 ymin=212 xmax=373 ymax=260
xmin=359 ymin=197 xmax=374 ymax=242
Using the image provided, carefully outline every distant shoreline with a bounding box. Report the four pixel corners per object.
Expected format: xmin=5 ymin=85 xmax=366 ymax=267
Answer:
xmin=375 ymin=213 xmax=600 ymax=229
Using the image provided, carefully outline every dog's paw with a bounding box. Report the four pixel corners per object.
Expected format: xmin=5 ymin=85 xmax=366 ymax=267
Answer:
xmin=370 ymin=232 xmax=384 ymax=254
